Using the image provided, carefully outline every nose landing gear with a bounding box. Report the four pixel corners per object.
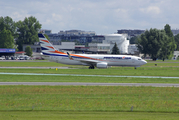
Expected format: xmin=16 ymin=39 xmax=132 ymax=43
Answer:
xmin=89 ymin=65 xmax=95 ymax=69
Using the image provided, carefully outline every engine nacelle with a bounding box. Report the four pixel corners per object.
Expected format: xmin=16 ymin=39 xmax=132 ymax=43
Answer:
xmin=96 ymin=62 xmax=108 ymax=68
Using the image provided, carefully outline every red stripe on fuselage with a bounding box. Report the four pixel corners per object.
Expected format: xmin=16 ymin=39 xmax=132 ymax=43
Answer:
xmin=41 ymin=40 xmax=50 ymax=43
xmin=47 ymin=46 xmax=54 ymax=49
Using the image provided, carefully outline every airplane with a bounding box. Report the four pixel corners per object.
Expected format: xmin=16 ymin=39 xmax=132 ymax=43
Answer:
xmin=38 ymin=33 xmax=147 ymax=69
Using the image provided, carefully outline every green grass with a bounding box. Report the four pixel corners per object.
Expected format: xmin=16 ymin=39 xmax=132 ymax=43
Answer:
xmin=0 ymin=61 xmax=81 ymax=67
xmin=1 ymin=61 xmax=179 ymax=119
xmin=1 ymin=60 xmax=179 ymax=67
xmin=0 ymin=86 xmax=179 ymax=112
xmin=1 ymin=111 xmax=179 ymax=120
xmin=0 ymin=75 xmax=179 ymax=83
xmin=0 ymin=67 xmax=179 ymax=77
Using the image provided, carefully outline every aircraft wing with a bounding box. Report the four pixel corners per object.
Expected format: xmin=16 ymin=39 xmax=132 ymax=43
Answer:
xmin=67 ymin=52 xmax=100 ymax=65
xmin=76 ymin=59 xmax=100 ymax=65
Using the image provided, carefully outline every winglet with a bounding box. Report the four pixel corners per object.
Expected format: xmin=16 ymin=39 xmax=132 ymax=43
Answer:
xmin=67 ymin=52 xmax=74 ymax=60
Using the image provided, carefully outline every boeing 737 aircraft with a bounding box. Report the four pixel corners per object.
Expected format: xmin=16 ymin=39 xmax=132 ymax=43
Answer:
xmin=38 ymin=33 xmax=147 ymax=69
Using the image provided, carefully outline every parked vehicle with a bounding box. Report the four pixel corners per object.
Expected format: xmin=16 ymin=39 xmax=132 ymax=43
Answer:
xmin=0 ymin=56 xmax=5 ymax=60
xmin=18 ymin=55 xmax=30 ymax=60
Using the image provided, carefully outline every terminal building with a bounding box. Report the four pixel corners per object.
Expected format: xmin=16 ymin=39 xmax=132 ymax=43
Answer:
xmin=103 ymin=34 xmax=129 ymax=54
xmin=37 ymin=29 xmax=130 ymax=54
xmin=0 ymin=48 xmax=16 ymax=60
xmin=0 ymin=48 xmax=16 ymax=56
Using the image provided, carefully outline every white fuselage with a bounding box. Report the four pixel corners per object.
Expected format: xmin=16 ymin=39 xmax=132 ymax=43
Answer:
xmin=42 ymin=54 xmax=147 ymax=67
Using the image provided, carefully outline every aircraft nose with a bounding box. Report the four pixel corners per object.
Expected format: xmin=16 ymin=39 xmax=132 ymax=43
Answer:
xmin=142 ymin=60 xmax=147 ymax=65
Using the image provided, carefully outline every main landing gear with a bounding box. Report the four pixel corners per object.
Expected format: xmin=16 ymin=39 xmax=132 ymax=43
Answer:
xmin=89 ymin=65 xmax=95 ymax=69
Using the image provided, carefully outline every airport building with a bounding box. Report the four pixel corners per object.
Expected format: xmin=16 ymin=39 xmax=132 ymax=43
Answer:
xmin=171 ymin=29 xmax=179 ymax=36
xmin=38 ymin=29 xmax=130 ymax=54
xmin=117 ymin=29 xmax=145 ymax=39
xmin=47 ymin=30 xmax=96 ymax=45
xmin=103 ymin=34 xmax=129 ymax=54
xmin=88 ymin=43 xmax=110 ymax=54
xmin=40 ymin=29 xmax=52 ymax=34
xmin=128 ymin=44 xmax=139 ymax=55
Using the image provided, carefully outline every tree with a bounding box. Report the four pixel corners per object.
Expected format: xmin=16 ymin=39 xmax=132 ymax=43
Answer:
xmin=164 ymin=24 xmax=173 ymax=37
xmin=0 ymin=16 xmax=17 ymax=49
xmin=0 ymin=28 xmax=14 ymax=48
xmin=137 ymin=28 xmax=166 ymax=60
xmin=137 ymin=25 xmax=177 ymax=61
xmin=174 ymin=34 xmax=179 ymax=50
xmin=0 ymin=16 xmax=17 ymax=36
xmin=16 ymin=16 xmax=41 ymax=51
xmin=44 ymin=34 xmax=50 ymax=40
xmin=25 ymin=46 xmax=32 ymax=56
xmin=130 ymin=36 xmax=138 ymax=44
xmin=111 ymin=43 xmax=120 ymax=54
xmin=159 ymin=24 xmax=176 ymax=61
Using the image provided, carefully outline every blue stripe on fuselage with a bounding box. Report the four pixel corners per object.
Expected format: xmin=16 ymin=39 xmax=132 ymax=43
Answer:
xmin=42 ymin=52 xmax=95 ymax=60
xmin=42 ymin=52 xmax=68 ymax=57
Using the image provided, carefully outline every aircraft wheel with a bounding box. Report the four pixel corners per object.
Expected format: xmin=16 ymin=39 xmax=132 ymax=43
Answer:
xmin=89 ymin=66 xmax=94 ymax=69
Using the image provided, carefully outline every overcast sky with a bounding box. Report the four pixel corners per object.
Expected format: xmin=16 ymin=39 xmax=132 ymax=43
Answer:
xmin=1 ymin=0 xmax=179 ymax=34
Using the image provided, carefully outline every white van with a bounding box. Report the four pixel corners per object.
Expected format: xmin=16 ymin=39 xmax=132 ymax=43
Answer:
xmin=18 ymin=55 xmax=30 ymax=60
xmin=0 ymin=56 xmax=5 ymax=60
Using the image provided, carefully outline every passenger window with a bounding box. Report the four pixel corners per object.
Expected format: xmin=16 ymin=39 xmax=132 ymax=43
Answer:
xmin=138 ymin=59 xmax=141 ymax=60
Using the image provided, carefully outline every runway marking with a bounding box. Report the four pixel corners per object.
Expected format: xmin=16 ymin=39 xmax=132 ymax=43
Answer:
xmin=0 ymin=72 xmax=179 ymax=79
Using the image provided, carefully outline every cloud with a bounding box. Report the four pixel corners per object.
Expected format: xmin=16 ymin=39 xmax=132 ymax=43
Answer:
xmin=1 ymin=0 xmax=179 ymax=34
xmin=140 ymin=6 xmax=161 ymax=15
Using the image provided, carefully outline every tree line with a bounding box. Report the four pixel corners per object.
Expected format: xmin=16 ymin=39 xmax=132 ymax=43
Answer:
xmin=137 ymin=24 xmax=177 ymax=61
xmin=0 ymin=16 xmax=41 ymax=52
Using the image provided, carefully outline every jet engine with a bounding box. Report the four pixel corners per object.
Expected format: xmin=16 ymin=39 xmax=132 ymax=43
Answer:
xmin=96 ymin=62 xmax=108 ymax=68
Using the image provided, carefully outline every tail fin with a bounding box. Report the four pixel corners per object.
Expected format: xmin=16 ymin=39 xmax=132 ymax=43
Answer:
xmin=38 ymin=33 xmax=65 ymax=56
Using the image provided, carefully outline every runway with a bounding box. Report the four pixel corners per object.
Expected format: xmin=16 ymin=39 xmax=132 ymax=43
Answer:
xmin=0 ymin=82 xmax=179 ymax=87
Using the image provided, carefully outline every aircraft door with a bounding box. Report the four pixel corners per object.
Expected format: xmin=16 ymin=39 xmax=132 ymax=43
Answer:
xmin=132 ymin=59 xmax=135 ymax=63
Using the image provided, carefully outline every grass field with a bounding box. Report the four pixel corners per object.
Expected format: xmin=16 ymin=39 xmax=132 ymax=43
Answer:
xmin=1 ymin=61 xmax=179 ymax=77
xmin=1 ymin=86 xmax=179 ymax=112
xmin=0 ymin=60 xmax=179 ymax=67
xmin=1 ymin=111 xmax=179 ymax=120
xmin=1 ymin=66 xmax=179 ymax=83
xmin=1 ymin=74 xmax=179 ymax=83
xmin=0 ymin=67 xmax=179 ymax=77
xmin=1 ymin=60 xmax=179 ymax=119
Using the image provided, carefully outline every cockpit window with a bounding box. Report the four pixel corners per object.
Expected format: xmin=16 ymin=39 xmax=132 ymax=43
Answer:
xmin=138 ymin=59 xmax=141 ymax=60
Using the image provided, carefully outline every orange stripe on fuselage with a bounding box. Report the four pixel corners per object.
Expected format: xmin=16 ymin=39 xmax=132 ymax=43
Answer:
xmin=50 ymin=50 xmax=66 ymax=54
xmin=50 ymin=50 xmax=102 ymax=61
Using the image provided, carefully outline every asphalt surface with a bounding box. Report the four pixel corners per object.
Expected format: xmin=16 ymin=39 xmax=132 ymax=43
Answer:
xmin=0 ymin=82 xmax=179 ymax=87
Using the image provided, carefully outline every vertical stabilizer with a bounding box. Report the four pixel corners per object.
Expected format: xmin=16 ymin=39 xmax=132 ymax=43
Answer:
xmin=38 ymin=33 xmax=66 ymax=56
xmin=38 ymin=33 xmax=56 ymax=53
